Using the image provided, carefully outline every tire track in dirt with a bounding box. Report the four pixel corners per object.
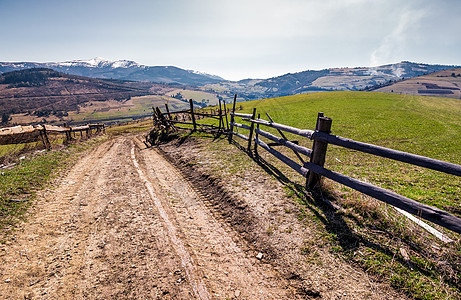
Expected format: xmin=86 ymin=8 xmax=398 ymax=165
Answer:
xmin=130 ymin=141 xmax=210 ymax=300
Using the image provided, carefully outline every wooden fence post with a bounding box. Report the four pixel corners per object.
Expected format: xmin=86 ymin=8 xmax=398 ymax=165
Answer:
xmin=254 ymin=113 xmax=260 ymax=156
xmin=189 ymin=99 xmax=197 ymax=131
xmin=307 ymin=113 xmax=332 ymax=188
xmin=40 ymin=125 xmax=51 ymax=150
xmin=63 ymin=123 xmax=71 ymax=144
xmin=247 ymin=108 xmax=257 ymax=152
xmin=165 ymin=103 xmax=172 ymax=120
xmin=155 ymin=107 xmax=168 ymax=128
xmin=152 ymin=106 xmax=157 ymax=126
xmin=85 ymin=124 xmax=90 ymax=139
xmin=218 ymin=99 xmax=223 ymax=131
xmin=223 ymin=100 xmax=229 ymax=131
xmin=228 ymin=94 xmax=237 ymax=143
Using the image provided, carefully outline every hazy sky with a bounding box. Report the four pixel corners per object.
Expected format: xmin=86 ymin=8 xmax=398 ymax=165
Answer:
xmin=1 ymin=0 xmax=460 ymax=80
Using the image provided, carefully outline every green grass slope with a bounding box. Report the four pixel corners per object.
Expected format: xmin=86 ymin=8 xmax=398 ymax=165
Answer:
xmin=234 ymin=91 xmax=461 ymax=215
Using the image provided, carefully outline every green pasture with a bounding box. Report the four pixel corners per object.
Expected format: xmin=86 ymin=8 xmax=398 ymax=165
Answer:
xmin=69 ymin=95 xmax=189 ymax=124
xmin=224 ymin=91 xmax=461 ymax=215
xmin=166 ymin=89 xmax=220 ymax=106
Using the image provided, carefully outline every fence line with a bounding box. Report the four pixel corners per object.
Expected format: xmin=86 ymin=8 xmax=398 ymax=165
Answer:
xmin=147 ymin=95 xmax=461 ymax=235
xmin=0 ymin=123 xmax=105 ymax=150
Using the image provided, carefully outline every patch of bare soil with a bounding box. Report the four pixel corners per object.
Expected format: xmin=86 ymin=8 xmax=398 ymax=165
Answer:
xmin=158 ymin=136 xmax=408 ymax=299
xmin=0 ymin=135 xmax=307 ymax=299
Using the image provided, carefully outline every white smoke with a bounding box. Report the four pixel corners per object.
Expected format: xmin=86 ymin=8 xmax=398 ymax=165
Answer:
xmin=370 ymin=7 xmax=426 ymax=67
xmin=391 ymin=65 xmax=404 ymax=77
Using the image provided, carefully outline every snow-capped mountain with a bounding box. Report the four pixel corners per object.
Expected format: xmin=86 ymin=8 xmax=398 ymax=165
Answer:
xmin=0 ymin=58 xmax=225 ymax=86
xmin=51 ymin=57 xmax=143 ymax=69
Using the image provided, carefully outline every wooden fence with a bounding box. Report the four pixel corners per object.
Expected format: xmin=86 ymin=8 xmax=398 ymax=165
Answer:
xmin=147 ymin=97 xmax=238 ymax=145
xmin=0 ymin=123 xmax=105 ymax=150
xmin=229 ymin=111 xmax=461 ymax=235
xmin=150 ymin=95 xmax=461 ymax=235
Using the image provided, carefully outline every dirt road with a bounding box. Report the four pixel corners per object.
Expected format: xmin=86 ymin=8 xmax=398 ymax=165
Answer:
xmin=0 ymin=136 xmax=299 ymax=299
xmin=0 ymin=135 xmax=405 ymax=299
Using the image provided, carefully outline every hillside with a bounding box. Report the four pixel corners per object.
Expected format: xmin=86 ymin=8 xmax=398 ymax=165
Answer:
xmin=0 ymin=58 xmax=224 ymax=86
xmin=372 ymin=68 xmax=461 ymax=99
xmin=0 ymin=68 xmax=161 ymax=124
xmin=205 ymin=61 xmax=460 ymax=100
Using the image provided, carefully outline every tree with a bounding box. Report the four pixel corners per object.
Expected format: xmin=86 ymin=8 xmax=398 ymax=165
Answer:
xmin=1 ymin=113 xmax=11 ymax=124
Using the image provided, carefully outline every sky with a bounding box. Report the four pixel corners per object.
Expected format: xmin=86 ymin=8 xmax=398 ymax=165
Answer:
xmin=1 ymin=0 xmax=461 ymax=81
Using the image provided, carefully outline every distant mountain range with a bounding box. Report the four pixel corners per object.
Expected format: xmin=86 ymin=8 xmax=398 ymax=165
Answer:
xmin=217 ymin=61 xmax=461 ymax=99
xmin=0 ymin=57 xmax=224 ymax=86
xmin=1 ymin=58 xmax=460 ymax=100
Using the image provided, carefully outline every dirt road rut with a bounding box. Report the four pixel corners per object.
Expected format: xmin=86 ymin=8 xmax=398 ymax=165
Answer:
xmin=0 ymin=136 xmax=298 ymax=299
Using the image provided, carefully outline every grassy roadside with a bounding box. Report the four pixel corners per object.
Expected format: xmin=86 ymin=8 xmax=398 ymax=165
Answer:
xmin=0 ymin=136 xmax=109 ymax=243
xmin=160 ymin=91 xmax=461 ymax=299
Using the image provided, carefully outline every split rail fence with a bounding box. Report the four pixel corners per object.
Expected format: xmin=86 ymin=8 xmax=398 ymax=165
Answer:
xmin=151 ymin=95 xmax=461 ymax=235
xmin=0 ymin=123 xmax=105 ymax=150
xmin=151 ymin=97 xmax=240 ymax=135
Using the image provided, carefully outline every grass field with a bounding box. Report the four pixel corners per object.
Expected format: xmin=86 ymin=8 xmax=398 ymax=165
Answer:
xmin=191 ymin=91 xmax=461 ymax=299
xmin=166 ymin=89 xmax=220 ymax=106
xmin=68 ymin=95 xmax=190 ymax=124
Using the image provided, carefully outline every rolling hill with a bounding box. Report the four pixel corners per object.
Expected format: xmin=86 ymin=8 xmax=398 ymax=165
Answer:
xmin=0 ymin=68 xmax=164 ymax=124
xmin=371 ymin=68 xmax=461 ymax=99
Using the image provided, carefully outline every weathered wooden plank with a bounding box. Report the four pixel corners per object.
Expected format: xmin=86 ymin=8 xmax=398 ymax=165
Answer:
xmin=249 ymin=118 xmax=315 ymax=139
xmin=0 ymin=131 xmax=41 ymax=145
xmin=312 ymin=132 xmax=461 ymax=177
xmin=255 ymin=138 xmax=307 ymax=176
xmin=223 ymin=100 xmax=229 ymax=131
xmin=88 ymin=124 xmax=104 ymax=130
xmin=394 ymin=207 xmax=453 ymax=243
xmin=161 ymin=108 xmax=191 ymax=115
xmin=43 ymin=125 xmax=69 ymax=133
xmin=192 ymin=112 xmax=220 ymax=119
xmin=233 ymin=132 xmax=249 ymax=141
xmin=230 ymin=122 xmax=251 ymax=131
xmin=231 ymin=112 xmax=253 ymax=118
xmin=247 ymin=108 xmax=257 ymax=151
xmin=0 ymin=125 xmax=36 ymax=136
xmin=255 ymin=128 xmax=312 ymax=157
xmin=70 ymin=125 xmax=90 ymax=132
